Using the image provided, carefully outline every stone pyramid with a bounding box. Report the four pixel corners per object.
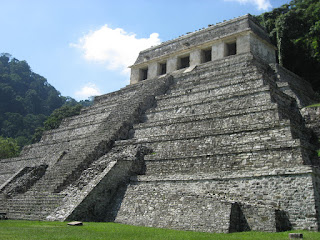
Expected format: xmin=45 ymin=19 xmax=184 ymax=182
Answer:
xmin=0 ymin=14 xmax=319 ymax=233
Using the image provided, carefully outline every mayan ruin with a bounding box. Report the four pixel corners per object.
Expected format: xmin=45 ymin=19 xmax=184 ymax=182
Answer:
xmin=0 ymin=14 xmax=320 ymax=233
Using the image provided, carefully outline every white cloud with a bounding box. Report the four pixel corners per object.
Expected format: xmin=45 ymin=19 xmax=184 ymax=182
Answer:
xmin=71 ymin=25 xmax=161 ymax=75
xmin=74 ymin=82 xmax=102 ymax=100
xmin=224 ymin=0 xmax=272 ymax=10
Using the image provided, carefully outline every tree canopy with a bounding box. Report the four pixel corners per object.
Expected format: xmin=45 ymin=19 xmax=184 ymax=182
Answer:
xmin=256 ymin=0 xmax=320 ymax=95
xmin=0 ymin=53 xmax=93 ymax=156
xmin=0 ymin=136 xmax=20 ymax=159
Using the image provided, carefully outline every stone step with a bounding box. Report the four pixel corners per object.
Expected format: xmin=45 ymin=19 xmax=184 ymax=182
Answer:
xmin=7 ymin=199 xmax=61 ymax=206
xmin=170 ymin=55 xmax=259 ymax=89
xmin=167 ymin=66 xmax=262 ymax=95
xmin=27 ymin=132 xmax=110 ymax=156
xmin=145 ymin=87 xmax=273 ymax=122
xmin=59 ymin=109 xmax=112 ymax=128
xmin=153 ymin=84 xmax=271 ymax=111
xmin=143 ymin=147 xmax=306 ymax=175
xmin=135 ymin=120 xmax=290 ymax=146
xmin=6 ymin=194 xmax=64 ymax=216
xmin=42 ymin=114 xmax=123 ymax=142
xmin=136 ymin=103 xmax=278 ymax=129
xmin=120 ymin=122 xmax=295 ymax=145
xmin=78 ymin=101 xmax=118 ymax=116
xmin=117 ymin=138 xmax=304 ymax=164
xmin=29 ymin=141 xmax=111 ymax=192
xmin=60 ymin=87 xmax=139 ymax=127
xmin=6 ymin=212 xmax=48 ymax=220
xmin=134 ymin=105 xmax=281 ymax=139
xmin=93 ymin=82 xmax=140 ymax=104
xmin=76 ymin=85 xmax=139 ymax=117
xmin=84 ymin=85 xmax=139 ymax=110
xmin=156 ymin=77 xmax=266 ymax=109
xmin=172 ymin=53 xmax=256 ymax=78
xmin=42 ymin=122 xmax=101 ymax=142
xmin=170 ymin=66 xmax=259 ymax=93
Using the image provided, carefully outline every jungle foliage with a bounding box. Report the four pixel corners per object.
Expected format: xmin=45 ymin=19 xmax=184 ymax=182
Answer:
xmin=0 ymin=53 xmax=93 ymax=158
xmin=256 ymin=0 xmax=320 ymax=95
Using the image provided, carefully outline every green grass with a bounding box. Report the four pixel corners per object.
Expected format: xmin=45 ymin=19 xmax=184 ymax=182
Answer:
xmin=1 ymin=220 xmax=320 ymax=240
xmin=306 ymin=103 xmax=320 ymax=107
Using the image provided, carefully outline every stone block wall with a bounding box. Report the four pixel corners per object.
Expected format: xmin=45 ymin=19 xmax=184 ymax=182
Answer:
xmin=0 ymin=14 xmax=319 ymax=233
xmin=112 ymin=52 xmax=320 ymax=232
xmin=113 ymin=166 xmax=318 ymax=231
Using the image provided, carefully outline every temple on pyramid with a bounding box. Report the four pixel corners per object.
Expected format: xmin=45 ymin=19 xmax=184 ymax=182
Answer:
xmin=0 ymin=14 xmax=319 ymax=233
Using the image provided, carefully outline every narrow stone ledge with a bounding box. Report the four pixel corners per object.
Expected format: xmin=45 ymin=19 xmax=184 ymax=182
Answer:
xmin=133 ymin=166 xmax=314 ymax=182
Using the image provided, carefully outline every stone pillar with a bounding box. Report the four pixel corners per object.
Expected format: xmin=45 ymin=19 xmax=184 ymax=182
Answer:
xmin=148 ymin=62 xmax=158 ymax=79
xmin=211 ymin=42 xmax=225 ymax=61
xmin=130 ymin=68 xmax=140 ymax=85
xmin=190 ymin=49 xmax=201 ymax=66
xmin=237 ymin=34 xmax=250 ymax=55
xmin=167 ymin=56 xmax=178 ymax=73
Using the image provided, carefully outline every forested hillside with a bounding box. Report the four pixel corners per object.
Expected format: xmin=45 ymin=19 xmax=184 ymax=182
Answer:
xmin=256 ymin=0 xmax=320 ymax=95
xmin=0 ymin=53 xmax=92 ymax=158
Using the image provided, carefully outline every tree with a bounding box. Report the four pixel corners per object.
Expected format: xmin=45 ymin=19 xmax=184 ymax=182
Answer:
xmin=256 ymin=0 xmax=320 ymax=95
xmin=0 ymin=136 xmax=20 ymax=159
xmin=0 ymin=53 xmax=81 ymax=149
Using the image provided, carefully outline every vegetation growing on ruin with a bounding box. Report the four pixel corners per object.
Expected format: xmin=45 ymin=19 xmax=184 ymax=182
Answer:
xmin=31 ymin=104 xmax=84 ymax=143
xmin=256 ymin=0 xmax=320 ymax=95
xmin=1 ymin=220 xmax=320 ymax=240
xmin=0 ymin=137 xmax=20 ymax=159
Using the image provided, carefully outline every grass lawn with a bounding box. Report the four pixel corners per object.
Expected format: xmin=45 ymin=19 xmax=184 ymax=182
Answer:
xmin=1 ymin=220 xmax=320 ymax=240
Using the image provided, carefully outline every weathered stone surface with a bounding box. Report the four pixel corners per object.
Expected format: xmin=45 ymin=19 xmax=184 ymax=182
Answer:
xmin=67 ymin=221 xmax=83 ymax=226
xmin=289 ymin=233 xmax=303 ymax=239
xmin=0 ymin=15 xmax=319 ymax=233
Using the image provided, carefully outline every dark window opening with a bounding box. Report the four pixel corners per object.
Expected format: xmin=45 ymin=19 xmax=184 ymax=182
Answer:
xmin=179 ymin=56 xmax=190 ymax=69
xmin=159 ymin=62 xmax=167 ymax=75
xmin=140 ymin=68 xmax=148 ymax=81
xmin=226 ymin=42 xmax=237 ymax=56
xmin=202 ymin=49 xmax=212 ymax=63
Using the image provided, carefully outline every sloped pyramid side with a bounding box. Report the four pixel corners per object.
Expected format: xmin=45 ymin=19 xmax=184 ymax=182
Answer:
xmin=0 ymin=52 xmax=319 ymax=233
xmin=0 ymin=76 xmax=173 ymax=220
xmin=76 ymin=53 xmax=318 ymax=232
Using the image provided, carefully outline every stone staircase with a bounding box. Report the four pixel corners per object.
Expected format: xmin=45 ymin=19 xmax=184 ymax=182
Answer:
xmin=0 ymin=76 xmax=173 ymax=220
xmin=4 ymin=192 xmax=65 ymax=220
xmin=116 ymin=54 xmax=316 ymax=173
xmin=111 ymin=53 xmax=319 ymax=232
xmin=0 ymin=52 xmax=318 ymax=232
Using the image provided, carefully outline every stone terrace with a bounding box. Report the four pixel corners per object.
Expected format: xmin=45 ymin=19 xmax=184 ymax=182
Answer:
xmin=0 ymin=15 xmax=319 ymax=233
xmin=111 ymin=53 xmax=319 ymax=232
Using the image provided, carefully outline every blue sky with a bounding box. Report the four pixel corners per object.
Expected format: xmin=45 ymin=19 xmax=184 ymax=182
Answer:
xmin=1 ymin=0 xmax=289 ymax=100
